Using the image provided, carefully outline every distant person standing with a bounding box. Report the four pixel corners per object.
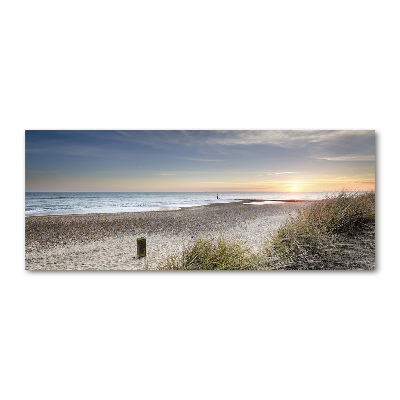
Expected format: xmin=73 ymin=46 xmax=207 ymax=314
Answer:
xmin=217 ymin=194 xmax=219 ymax=199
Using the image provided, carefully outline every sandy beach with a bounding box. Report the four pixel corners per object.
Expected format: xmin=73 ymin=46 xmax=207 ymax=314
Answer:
xmin=25 ymin=200 xmax=303 ymax=270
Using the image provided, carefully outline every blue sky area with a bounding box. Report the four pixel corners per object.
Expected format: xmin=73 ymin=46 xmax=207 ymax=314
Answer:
xmin=25 ymin=130 xmax=375 ymax=192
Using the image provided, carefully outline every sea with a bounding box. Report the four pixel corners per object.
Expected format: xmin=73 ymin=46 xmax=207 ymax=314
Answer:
xmin=25 ymin=192 xmax=331 ymax=216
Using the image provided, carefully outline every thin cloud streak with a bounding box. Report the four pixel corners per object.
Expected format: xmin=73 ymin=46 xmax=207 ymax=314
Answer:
xmin=114 ymin=130 xmax=374 ymax=149
xmin=315 ymin=155 xmax=375 ymax=162
xmin=177 ymin=157 xmax=225 ymax=162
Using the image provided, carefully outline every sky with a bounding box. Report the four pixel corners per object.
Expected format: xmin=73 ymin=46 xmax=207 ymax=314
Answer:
xmin=25 ymin=130 xmax=375 ymax=192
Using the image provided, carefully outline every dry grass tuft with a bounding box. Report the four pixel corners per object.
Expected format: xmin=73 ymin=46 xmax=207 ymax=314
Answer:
xmin=265 ymin=191 xmax=375 ymax=269
xmin=159 ymin=237 xmax=266 ymax=270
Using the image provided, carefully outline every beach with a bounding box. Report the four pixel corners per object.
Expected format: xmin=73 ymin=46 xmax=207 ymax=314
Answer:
xmin=25 ymin=200 xmax=303 ymax=270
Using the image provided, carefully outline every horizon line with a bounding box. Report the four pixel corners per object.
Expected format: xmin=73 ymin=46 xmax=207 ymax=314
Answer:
xmin=25 ymin=189 xmax=375 ymax=193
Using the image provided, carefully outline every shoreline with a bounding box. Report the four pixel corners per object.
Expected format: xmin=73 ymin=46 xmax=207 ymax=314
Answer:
xmin=24 ymin=198 xmax=311 ymax=218
xmin=26 ymin=200 xmax=304 ymax=270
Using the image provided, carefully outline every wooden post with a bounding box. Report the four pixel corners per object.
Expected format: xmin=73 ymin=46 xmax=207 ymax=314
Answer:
xmin=137 ymin=237 xmax=146 ymax=258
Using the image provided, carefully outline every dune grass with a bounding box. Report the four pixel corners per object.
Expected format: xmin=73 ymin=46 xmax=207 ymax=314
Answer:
xmin=265 ymin=191 xmax=375 ymax=269
xmin=159 ymin=237 xmax=265 ymax=270
xmin=159 ymin=191 xmax=375 ymax=270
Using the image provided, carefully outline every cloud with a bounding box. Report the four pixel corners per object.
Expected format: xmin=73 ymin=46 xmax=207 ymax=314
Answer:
xmin=25 ymin=144 xmax=106 ymax=156
xmin=220 ymin=187 xmax=277 ymax=191
xmin=203 ymin=130 xmax=374 ymax=147
xmin=112 ymin=130 xmax=375 ymax=155
xmin=178 ymin=157 xmax=225 ymax=162
xmin=199 ymin=181 xmax=225 ymax=184
xmin=315 ymin=155 xmax=375 ymax=162
xmin=28 ymin=130 xmax=375 ymax=154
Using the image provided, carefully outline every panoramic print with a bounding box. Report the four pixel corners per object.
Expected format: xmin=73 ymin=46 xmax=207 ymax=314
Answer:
xmin=25 ymin=130 xmax=375 ymax=270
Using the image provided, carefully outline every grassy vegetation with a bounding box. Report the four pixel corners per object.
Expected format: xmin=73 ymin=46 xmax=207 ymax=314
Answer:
xmin=159 ymin=192 xmax=375 ymax=270
xmin=159 ymin=237 xmax=265 ymax=270
xmin=265 ymin=191 xmax=375 ymax=269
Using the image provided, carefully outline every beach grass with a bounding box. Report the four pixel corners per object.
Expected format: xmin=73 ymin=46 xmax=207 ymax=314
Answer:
xmin=265 ymin=191 xmax=375 ymax=269
xmin=159 ymin=237 xmax=266 ymax=270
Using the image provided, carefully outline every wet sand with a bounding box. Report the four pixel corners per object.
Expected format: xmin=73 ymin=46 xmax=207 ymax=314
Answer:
xmin=25 ymin=200 xmax=304 ymax=270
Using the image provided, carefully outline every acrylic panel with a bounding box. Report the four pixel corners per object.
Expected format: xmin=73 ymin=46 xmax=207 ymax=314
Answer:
xmin=25 ymin=130 xmax=375 ymax=270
